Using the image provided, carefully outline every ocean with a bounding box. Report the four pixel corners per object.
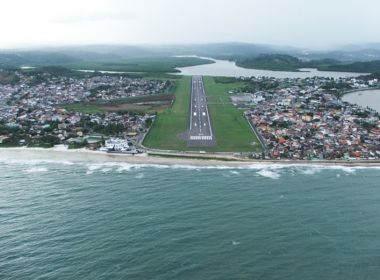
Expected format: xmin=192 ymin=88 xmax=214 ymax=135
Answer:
xmin=1 ymin=159 xmax=380 ymax=279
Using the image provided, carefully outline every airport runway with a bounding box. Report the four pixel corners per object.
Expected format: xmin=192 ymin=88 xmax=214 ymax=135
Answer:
xmin=188 ymin=76 xmax=216 ymax=147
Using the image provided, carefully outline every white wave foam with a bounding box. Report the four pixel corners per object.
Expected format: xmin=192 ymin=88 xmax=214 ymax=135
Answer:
xmin=101 ymin=168 xmax=112 ymax=173
xmin=25 ymin=167 xmax=48 ymax=173
xmin=1 ymin=159 xmax=75 ymax=166
xmin=300 ymin=168 xmax=322 ymax=175
xmin=257 ymin=170 xmax=281 ymax=179
xmin=86 ymin=162 xmax=169 ymax=174
xmin=12 ymin=160 xmax=369 ymax=179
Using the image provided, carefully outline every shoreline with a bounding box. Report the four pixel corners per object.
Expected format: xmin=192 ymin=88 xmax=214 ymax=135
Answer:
xmin=1 ymin=146 xmax=380 ymax=167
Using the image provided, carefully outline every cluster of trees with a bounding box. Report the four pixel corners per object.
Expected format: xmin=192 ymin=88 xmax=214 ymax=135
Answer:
xmin=243 ymin=79 xmax=280 ymax=92
xmin=79 ymin=118 xmax=125 ymax=135
xmin=0 ymin=122 xmax=61 ymax=148
xmin=0 ymin=70 xmax=20 ymax=85
xmin=235 ymin=53 xmax=380 ymax=74
xmin=89 ymin=85 xmax=115 ymax=97
xmin=236 ymin=54 xmax=304 ymax=71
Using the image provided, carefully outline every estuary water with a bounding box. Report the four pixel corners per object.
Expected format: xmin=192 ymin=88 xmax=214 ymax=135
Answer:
xmin=175 ymin=56 xmax=366 ymax=79
xmin=1 ymin=158 xmax=380 ymax=279
xmin=343 ymin=89 xmax=380 ymax=112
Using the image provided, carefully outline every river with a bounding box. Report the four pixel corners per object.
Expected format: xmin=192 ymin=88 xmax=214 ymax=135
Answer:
xmin=175 ymin=56 xmax=366 ymax=79
xmin=342 ymin=89 xmax=380 ymax=112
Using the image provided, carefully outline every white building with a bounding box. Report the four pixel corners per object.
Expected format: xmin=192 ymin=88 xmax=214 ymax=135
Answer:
xmin=105 ymin=138 xmax=130 ymax=152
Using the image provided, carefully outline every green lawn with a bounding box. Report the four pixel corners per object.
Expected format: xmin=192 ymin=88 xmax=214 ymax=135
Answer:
xmin=144 ymin=75 xmax=262 ymax=153
xmin=143 ymin=76 xmax=190 ymax=150
xmin=64 ymin=104 xmax=105 ymax=114
xmin=202 ymin=76 xmax=261 ymax=152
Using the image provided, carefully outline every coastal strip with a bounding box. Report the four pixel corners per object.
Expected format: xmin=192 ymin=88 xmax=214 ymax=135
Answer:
xmin=2 ymin=147 xmax=380 ymax=167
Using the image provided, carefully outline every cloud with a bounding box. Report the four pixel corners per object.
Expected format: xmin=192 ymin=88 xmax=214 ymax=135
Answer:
xmin=44 ymin=0 xmax=137 ymax=23
xmin=49 ymin=10 xmax=136 ymax=24
xmin=0 ymin=0 xmax=380 ymax=48
xmin=48 ymin=10 xmax=138 ymax=24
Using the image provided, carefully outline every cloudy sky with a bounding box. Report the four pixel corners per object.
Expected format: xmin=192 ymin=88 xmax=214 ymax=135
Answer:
xmin=1 ymin=0 xmax=379 ymax=49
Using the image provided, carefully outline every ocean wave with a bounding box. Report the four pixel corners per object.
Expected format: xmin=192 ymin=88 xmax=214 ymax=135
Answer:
xmin=85 ymin=162 xmax=170 ymax=174
xmin=135 ymin=173 xmax=145 ymax=179
xmin=256 ymin=169 xmax=281 ymax=179
xmin=101 ymin=168 xmax=112 ymax=173
xmin=0 ymin=158 xmax=75 ymax=166
xmin=2 ymin=153 xmax=380 ymax=175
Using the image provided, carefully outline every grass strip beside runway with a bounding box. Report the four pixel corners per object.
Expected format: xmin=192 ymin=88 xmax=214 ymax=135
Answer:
xmin=143 ymin=76 xmax=190 ymax=150
xmin=202 ymin=76 xmax=262 ymax=152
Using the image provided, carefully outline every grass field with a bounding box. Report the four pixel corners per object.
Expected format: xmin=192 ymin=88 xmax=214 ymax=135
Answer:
xmin=143 ymin=76 xmax=191 ymax=150
xmin=64 ymin=93 xmax=174 ymax=114
xmin=64 ymin=104 xmax=105 ymax=114
xmin=202 ymin=76 xmax=261 ymax=152
xmin=144 ymin=76 xmax=262 ymax=153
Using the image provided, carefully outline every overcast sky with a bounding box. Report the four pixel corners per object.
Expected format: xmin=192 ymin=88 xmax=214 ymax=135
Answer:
xmin=1 ymin=0 xmax=379 ymax=49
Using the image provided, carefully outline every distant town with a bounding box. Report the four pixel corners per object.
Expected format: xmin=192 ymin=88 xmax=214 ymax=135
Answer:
xmin=1 ymin=66 xmax=380 ymax=161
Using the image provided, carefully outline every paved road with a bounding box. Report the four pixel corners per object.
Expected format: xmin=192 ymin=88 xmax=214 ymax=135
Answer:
xmin=188 ymin=76 xmax=216 ymax=147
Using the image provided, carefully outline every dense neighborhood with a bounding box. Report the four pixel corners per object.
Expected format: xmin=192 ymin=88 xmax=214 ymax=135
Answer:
xmin=231 ymin=76 xmax=380 ymax=160
xmin=0 ymin=69 xmax=171 ymax=150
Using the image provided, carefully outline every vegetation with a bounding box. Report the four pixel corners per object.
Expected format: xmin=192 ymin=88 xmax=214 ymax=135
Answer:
xmin=17 ymin=66 xmax=87 ymax=86
xmin=78 ymin=118 xmax=125 ymax=135
xmin=243 ymin=78 xmax=280 ymax=92
xmin=213 ymin=76 xmax=241 ymax=84
xmin=0 ymin=71 xmax=20 ymax=85
xmin=0 ymin=50 xmax=214 ymax=73
xmin=95 ymin=93 xmax=174 ymax=105
xmin=64 ymin=93 xmax=175 ymax=115
xmin=202 ymin=77 xmax=261 ymax=152
xmin=359 ymin=72 xmax=380 ymax=80
xmin=321 ymin=79 xmax=353 ymax=98
xmin=140 ymin=73 xmax=183 ymax=80
xmin=235 ymin=54 xmax=380 ymax=73
xmin=0 ymin=51 xmax=76 ymax=67
xmin=0 ymin=44 xmax=274 ymax=68
xmin=0 ymin=121 xmax=61 ymax=148
xmin=143 ymin=76 xmax=190 ymax=150
xmin=319 ymin=60 xmax=380 ymax=73
xmin=68 ymin=141 xmax=88 ymax=149
xmin=37 ymin=66 xmax=84 ymax=77
xmin=89 ymin=85 xmax=114 ymax=97
xmin=67 ymin=56 xmax=214 ymax=73
xmin=236 ymin=54 xmax=304 ymax=71
xmin=64 ymin=104 xmax=105 ymax=114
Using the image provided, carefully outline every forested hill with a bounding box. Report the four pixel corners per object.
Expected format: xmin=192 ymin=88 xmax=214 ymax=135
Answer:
xmin=235 ymin=54 xmax=380 ymax=73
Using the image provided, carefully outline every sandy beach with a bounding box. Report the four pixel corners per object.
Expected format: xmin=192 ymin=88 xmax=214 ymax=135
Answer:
xmin=1 ymin=146 xmax=380 ymax=168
